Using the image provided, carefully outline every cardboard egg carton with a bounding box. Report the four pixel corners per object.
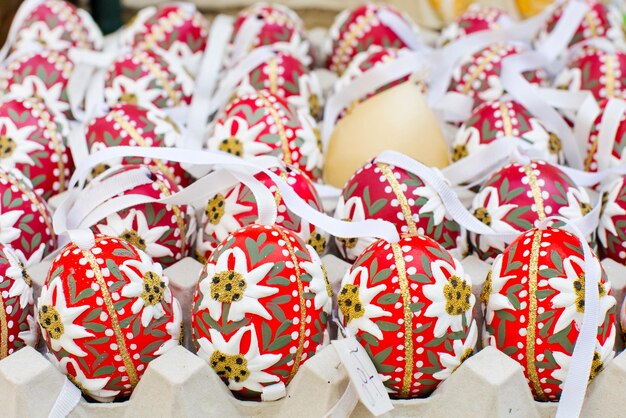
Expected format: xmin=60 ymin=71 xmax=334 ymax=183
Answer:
xmin=2 ymin=253 xmax=626 ymax=417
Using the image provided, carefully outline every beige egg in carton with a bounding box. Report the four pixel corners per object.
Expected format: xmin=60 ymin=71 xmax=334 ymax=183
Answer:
xmin=1 ymin=253 xmax=625 ymax=417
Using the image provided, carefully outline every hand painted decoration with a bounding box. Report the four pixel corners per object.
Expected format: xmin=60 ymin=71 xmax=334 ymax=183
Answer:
xmin=597 ymin=176 xmax=626 ymax=263
xmin=0 ymin=244 xmax=38 ymax=358
xmin=10 ymin=0 xmax=103 ymax=53
xmin=483 ymin=227 xmax=616 ymax=401
xmin=192 ymin=224 xmax=331 ymax=399
xmin=448 ymin=41 xmax=546 ymax=109
xmin=334 ymin=160 xmax=461 ymax=262
xmin=38 ymin=235 xmax=182 ymax=402
xmin=0 ymin=167 xmax=55 ymax=260
xmin=0 ymin=49 xmax=75 ymax=120
xmin=85 ymin=102 xmax=190 ymax=186
xmin=196 ymin=164 xmax=327 ymax=263
xmin=91 ymin=164 xmax=196 ymax=268
xmin=120 ymin=2 xmax=209 ymax=77
xmin=324 ymin=3 xmax=419 ymax=75
xmin=338 ymin=235 xmax=476 ymax=398
xmin=583 ymin=99 xmax=626 ymax=172
xmin=554 ymin=47 xmax=626 ymax=102
xmin=438 ymin=4 xmax=512 ymax=46
xmin=206 ymin=90 xmax=322 ymax=181
xmin=470 ymin=160 xmax=591 ymax=261
xmin=451 ymin=99 xmax=562 ymax=164
xmin=0 ymin=97 xmax=73 ymax=200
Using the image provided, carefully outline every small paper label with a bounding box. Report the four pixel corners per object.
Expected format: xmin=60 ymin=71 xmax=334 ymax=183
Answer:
xmin=332 ymin=336 xmax=394 ymax=417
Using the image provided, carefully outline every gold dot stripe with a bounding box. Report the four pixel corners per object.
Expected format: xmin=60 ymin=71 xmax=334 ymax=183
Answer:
xmin=522 ymin=165 xmax=546 ymax=221
xmin=257 ymin=95 xmax=292 ymax=164
xmin=461 ymin=49 xmax=500 ymax=95
xmin=30 ymin=102 xmax=67 ymax=193
xmin=276 ymin=228 xmax=307 ymax=380
xmin=390 ymin=242 xmax=414 ymax=398
xmin=0 ymin=291 xmax=8 ymax=358
xmin=584 ymin=10 xmax=598 ymax=39
xmin=585 ymin=137 xmax=600 ymax=172
xmin=140 ymin=9 xmax=186 ymax=52
xmin=499 ymin=102 xmax=513 ymax=137
xmin=377 ymin=163 xmax=418 ymax=236
xmin=604 ymin=54 xmax=615 ymax=98
xmin=109 ymin=111 xmax=179 ymax=186
xmin=334 ymin=11 xmax=376 ymax=75
xmin=134 ymin=53 xmax=180 ymax=106
xmin=268 ymin=57 xmax=279 ymax=95
xmin=44 ymin=50 xmax=73 ymax=77
xmin=151 ymin=176 xmax=187 ymax=255
xmin=0 ymin=170 xmax=54 ymax=236
xmin=271 ymin=171 xmax=288 ymax=208
xmin=82 ymin=247 xmax=139 ymax=387
xmin=58 ymin=4 xmax=91 ymax=50
xmin=526 ymin=229 xmax=546 ymax=401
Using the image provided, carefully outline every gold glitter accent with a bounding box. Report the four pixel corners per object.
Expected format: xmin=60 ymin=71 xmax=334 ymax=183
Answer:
xmin=30 ymin=101 xmax=67 ymax=192
xmin=499 ymin=103 xmax=513 ymax=136
xmin=210 ymin=270 xmax=247 ymax=303
xmin=218 ymin=137 xmax=244 ymax=156
xmin=334 ymin=11 xmax=376 ymax=75
xmin=585 ymin=137 xmax=599 ymax=172
xmin=391 ymin=242 xmax=413 ymax=398
xmin=523 ymin=165 xmax=545 ymax=221
xmin=589 ymin=351 xmax=604 ymax=381
xmin=0 ymin=135 xmax=16 ymax=158
xmin=452 ymin=144 xmax=468 ymax=162
xmin=481 ymin=271 xmax=492 ymax=304
xmin=135 ymin=53 xmax=180 ymax=106
xmin=268 ymin=57 xmax=279 ymax=95
xmin=338 ymin=283 xmax=365 ymax=321
xmin=210 ymin=350 xmax=250 ymax=382
xmin=462 ymin=49 xmax=500 ymax=95
xmin=140 ymin=9 xmax=185 ymax=51
xmin=0 ymin=291 xmax=8 ymax=357
xmin=39 ymin=305 xmax=63 ymax=339
xmin=548 ymin=133 xmax=562 ymax=155
xmin=258 ymin=95 xmax=292 ymax=164
xmin=605 ymin=54 xmax=615 ymax=98
xmin=277 ymin=228 xmax=306 ymax=381
xmin=584 ymin=10 xmax=598 ymax=38
xmin=526 ymin=229 xmax=546 ymax=401
xmin=205 ymin=194 xmax=226 ymax=225
xmin=152 ymin=176 xmax=187 ymax=255
xmin=119 ymin=229 xmax=146 ymax=251
xmin=140 ymin=271 xmax=166 ymax=306
xmin=83 ymin=249 xmax=139 ymax=387
xmin=57 ymin=3 xmax=92 ymax=50
xmin=378 ymin=163 xmax=417 ymax=235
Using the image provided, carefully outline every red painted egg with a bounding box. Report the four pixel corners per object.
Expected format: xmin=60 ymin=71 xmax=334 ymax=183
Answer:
xmin=90 ymin=164 xmax=196 ymax=268
xmin=104 ymin=49 xmax=194 ymax=111
xmin=555 ymin=47 xmax=626 ymax=103
xmin=582 ymin=99 xmax=626 ymax=172
xmin=448 ymin=42 xmax=547 ymax=109
xmin=196 ymin=164 xmax=327 ymax=262
xmin=0 ymin=49 xmax=74 ymax=119
xmin=206 ymin=90 xmax=322 ymax=181
xmin=483 ymin=227 xmax=616 ymax=401
xmin=334 ymin=160 xmax=462 ymax=262
xmin=0 ymin=97 xmax=73 ymax=199
xmin=85 ymin=102 xmax=190 ymax=186
xmin=121 ymin=2 xmax=209 ymax=76
xmin=191 ymin=224 xmax=331 ymax=399
xmin=439 ymin=4 xmax=512 ymax=46
xmin=469 ymin=160 xmax=591 ymax=261
xmin=0 ymin=243 xmax=38 ymax=358
xmin=338 ymin=234 xmax=476 ymax=398
xmin=451 ymin=99 xmax=562 ymax=164
xmin=537 ymin=0 xmax=624 ymax=48
xmin=597 ymin=176 xmax=626 ymax=263
xmin=11 ymin=0 xmax=102 ymax=52
xmin=324 ymin=3 xmax=419 ymax=75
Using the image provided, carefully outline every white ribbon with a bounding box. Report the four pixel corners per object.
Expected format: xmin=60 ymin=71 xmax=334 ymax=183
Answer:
xmin=229 ymin=14 xmax=264 ymax=67
xmin=596 ymin=99 xmax=626 ymax=172
xmin=375 ymin=8 xmax=422 ymax=51
xmin=47 ymin=377 xmax=82 ymax=418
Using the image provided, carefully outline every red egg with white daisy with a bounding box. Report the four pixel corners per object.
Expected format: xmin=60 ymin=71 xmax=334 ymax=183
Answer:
xmin=469 ymin=160 xmax=592 ymax=261
xmin=334 ymin=159 xmax=462 ymax=262
xmin=482 ymin=227 xmax=616 ymax=401
xmin=438 ymin=4 xmax=511 ymax=46
xmin=38 ymin=235 xmax=182 ymax=401
xmin=206 ymin=90 xmax=322 ymax=181
xmin=582 ymin=99 xmax=626 ymax=173
xmin=338 ymin=234 xmax=476 ymax=398
xmin=596 ymin=176 xmax=626 ymax=263
xmin=191 ymin=224 xmax=331 ymax=399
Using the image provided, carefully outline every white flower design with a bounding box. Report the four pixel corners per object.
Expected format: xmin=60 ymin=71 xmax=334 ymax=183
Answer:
xmin=148 ymin=108 xmax=183 ymax=148
xmin=548 ymin=255 xmax=616 ymax=333
xmin=598 ymin=177 xmax=626 ymax=247
xmin=6 ymin=244 xmax=44 ymax=309
xmin=334 ymin=195 xmax=375 ymax=261
xmin=295 ymin=109 xmax=323 ymax=173
xmin=483 ymin=253 xmax=516 ymax=324
xmin=558 ymin=187 xmax=592 ymax=222
xmin=300 ymin=244 xmax=332 ymax=313
xmin=198 ymin=247 xmax=277 ymax=322
xmin=433 ymin=320 xmax=478 ymax=380
xmin=19 ymin=314 xmax=38 ymax=348
xmin=471 ymin=186 xmax=518 ymax=253
xmin=338 ymin=266 xmax=391 ymax=340
xmin=423 ymin=258 xmax=475 ymax=338
xmin=168 ymin=42 xmax=202 ymax=76
xmin=286 ymin=73 xmax=323 ymax=119
xmin=196 ymin=325 xmax=281 ymax=393
xmin=412 ymin=180 xmax=447 ymax=226
xmin=0 ymin=200 xmax=24 ymax=245
xmin=15 ymin=22 xmax=71 ymax=51
xmin=119 ymin=250 xmax=173 ymax=327
xmin=551 ymin=326 xmax=615 ymax=385
xmin=154 ymin=297 xmax=182 ymax=356
xmin=48 ymin=354 xmax=120 ymax=402
xmin=478 ymin=75 xmax=504 ymax=103
xmin=8 ymin=76 xmax=69 ymax=116
xmin=206 ymin=115 xmax=271 ymax=159
xmin=203 ymin=186 xmax=250 ymax=242
xmin=0 ymin=116 xmax=43 ymax=168
xmin=452 ymin=125 xmax=482 ymax=160
xmin=105 ymin=75 xmax=162 ymax=109
xmin=37 ymin=280 xmax=94 ymax=357
xmin=97 ymin=210 xmax=173 ymax=259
